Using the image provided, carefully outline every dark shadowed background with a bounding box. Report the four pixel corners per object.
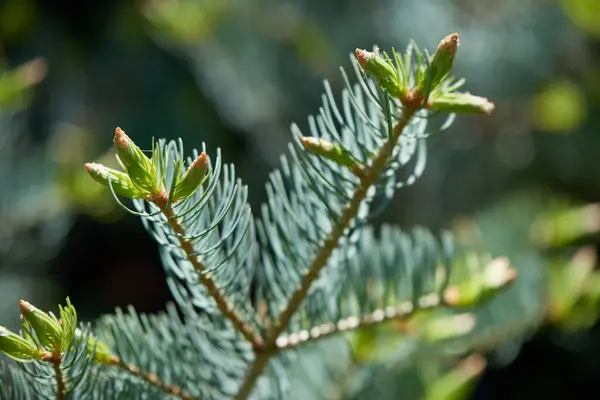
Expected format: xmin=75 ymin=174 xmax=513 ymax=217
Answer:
xmin=1 ymin=0 xmax=600 ymax=399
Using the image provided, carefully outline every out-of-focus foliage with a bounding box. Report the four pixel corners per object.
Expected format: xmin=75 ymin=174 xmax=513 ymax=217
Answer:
xmin=447 ymin=192 xmax=600 ymax=397
xmin=0 ymin=58 xmax=122 ymax=330
xmin=559 ymin=0 xmax=600 ymax=39
xmin=294 ymin=191 xmax=600 ymax=400
xmin=531 ymin=79 xmax=588 ymax=133
xmin=0 ymin=58 xmax=45 ymax=110
xmin=0 ymin=58 xmax=67 ymax=329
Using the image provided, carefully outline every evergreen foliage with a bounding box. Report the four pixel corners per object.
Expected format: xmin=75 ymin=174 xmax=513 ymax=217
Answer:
xmin=1 ymin=33 xmax=517 ymax=400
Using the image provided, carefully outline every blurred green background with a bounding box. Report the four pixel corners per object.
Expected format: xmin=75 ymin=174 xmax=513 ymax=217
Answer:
xmin=1 ymin=0 xmax=599 ymax=399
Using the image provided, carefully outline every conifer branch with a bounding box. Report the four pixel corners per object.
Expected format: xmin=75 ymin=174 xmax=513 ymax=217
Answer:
xmin=235 ymin=103 xmax=421 ymax=400
xmin=275 ymin=294 xmax=441 ymax=351
xmin=267 ymin=106 xmax=418 ymax=343
xmin=108 ymin=357 xmax=194 ymax=400
xmin=160 ymin=203 xmax=264 ymax=349
xmin=41 ymin=350 xmax=65 ymax=400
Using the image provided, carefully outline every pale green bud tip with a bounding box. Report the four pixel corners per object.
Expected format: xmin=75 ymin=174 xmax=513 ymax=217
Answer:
xmin=74 ymin=328 xmax=114 ymax=364
xmin=113 ymin=127 xmax=130 ymax=150
xmin=419 ymin=33 xmax=460 ymax=93
xmin=111 ymin=126 xmax=158 ymax=194
xmin=300 ymin=136 xmax=365 ymax=177
xmin=301 ymin=136 xmax=334 ymax=153
xmin=428 ymin=93 xmax=495 ymax=116
xmin=355 ymin=49 xmax=371 ymax=69
xmin=0 ymin=325 xmax=40 ymax=362
xmin=19 ymin=299 xmax=36 ymax=315
xmin=19 ymin=300 xmax=62 ymax=349
xmin=172 ymin=152 xmax=209 ymax=201
xmin=437 ymin=33 xmax=459 ymax=55
xmin=191 ymin=152 xmax=208 ymax=171
xmin=92 ymin=339 xmax=114 ymax=364
xmin=84 ymin=162 xmax=104 ymax=177
xmin=354 ymin=48 xmax=402 ymax=98
xmin=83 ymin=162 xmax=144 ymax=198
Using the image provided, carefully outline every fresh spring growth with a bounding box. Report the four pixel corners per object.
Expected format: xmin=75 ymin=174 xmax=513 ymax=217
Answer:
xmin=0 ymin=325 xmax=41 ymax=362
xmin=172 ymin=152 xmax=209 ymax=201
xmin=113 ymin=127 xmax=159 ymax=194
xmin=19 ymin=300 xmax=63 ymax=351
xmin=443 ymin=257 xmax=517 ymax=307
xmin=300 ymin=137 xmax=364 ymax=177
xmin=419 ymin=33 xmax=459 ymax=93
xmin=84 ymin=162 xmax=146 ymax=199
xmin=355 ymin=48 xmax=403 ymax=98
xmin=58 ymin=298 xmax=78 ymax=353
xmin=428 ymin=92 xmax=495 ymax=116
xmin=73 ymin=328 xmax=114 ymax=364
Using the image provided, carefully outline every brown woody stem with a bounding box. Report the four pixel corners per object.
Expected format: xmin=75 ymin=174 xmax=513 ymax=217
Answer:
xmin=159 ymin=204 xmax=263 ymax=349
xmin=41 ymin=349 xmax=65 ymax=400
xmin=234 ymin=104 xmax=420 ymax=400
xmin=109 ymin=357 xmax=194 ymax=400
xmin=275 ymin=293 xmax=440 ymax=350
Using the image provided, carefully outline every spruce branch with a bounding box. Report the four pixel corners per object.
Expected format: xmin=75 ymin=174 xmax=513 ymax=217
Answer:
xmin=84 ymin=336 xmax=197 ymax=400
xmin=79 ymin=33 xmax=500 ymax=400
xmin=93 ymin=303 xmax=239 ymax=400
xmin=41 ymin=350 xmax=66 ymax=400
xmin=107 ymin=357 xmax=194 ymax=400
xmin=86 ymin=128 xmax=263 ymax=349
xmin=236 ymin=33 xmax=497 ymax=399
xmin=275 ymin=294 xmax=440 ymax=351
xmin=0 ymin=299 xmax=99 ymax=398
xmin=267 ymin=106 xmax=418 ymax=343
xmin=235 ymin=105 xmax=421 ymax=400
xmin=159 ymin=202 xmax=263 ymax=349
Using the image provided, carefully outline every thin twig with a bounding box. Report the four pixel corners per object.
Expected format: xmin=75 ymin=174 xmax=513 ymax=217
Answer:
xmin=108 ymin=357 xmax=195 ymax=400
xmin=41 ymin=350 xmax=65 ymax=400
xmin=234 ymin=104 xmax=420 ymax=400
xmin=275 ymin=293 xmax=441 ymax=351
xmin=160 ymin=205 xmax=264 ymax=349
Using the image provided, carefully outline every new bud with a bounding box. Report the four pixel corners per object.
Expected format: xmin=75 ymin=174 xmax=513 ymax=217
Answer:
xmin=0 ymin=325 xmax=41 ymax=362
xmin=443 ymin=257 xmax=517 ymax=307
xmin=428 ymin=92 xmax=495 ymax=116
xmin=420 ymin=33 xmax=459 ymax=92
xmin=84 ymin=162 xmax=145 ymax=199
xmin=355 ymin=49 xmax=403 ymax=98
xmin=113 ymin=127 xmax=158 ymax=194
xmin=172 ymin=152 xmax=209 ymax=201
xmin=74 ymin=328 xmax=114 ymax=364
xmin=58 ymin=298 xmax=78 ymax=353
xmin=300 ymin=137 xmax=364 ymax=177
xmin=19 ymin=300 xmax=62 ymax=351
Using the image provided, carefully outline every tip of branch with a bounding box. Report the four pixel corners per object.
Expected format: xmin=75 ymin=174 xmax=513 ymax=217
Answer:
xmin=19 ymin=300 xmax=32 ymax=315
xmin=438 ymin=33 xmax=460 ymax=54
xmin=192 ymin=152 xmax=209 ymax=170
xmin=113 ymin=127 xmax=129 ymax=149
xmin=482 ymin=99 xmax=495 ymax=116
xmin=84 ymin=162 xmax=99 ymax=174
xmin=354 ymin=48 xmax=371 ymax=69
